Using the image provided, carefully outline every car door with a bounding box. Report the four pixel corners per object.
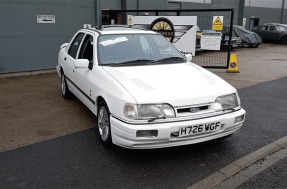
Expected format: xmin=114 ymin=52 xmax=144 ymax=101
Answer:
xmin=63 ymin=32 xmax=85 ymax=92
xmin=255 ymin=26 xmax=268 ymax=40
xmin=73 ymin=32 xmax=98 ymax=108
xmin=266 ymin=26 xmax=279 ymax=41
xmin=274 ymin=26 xmax=287 ymax=41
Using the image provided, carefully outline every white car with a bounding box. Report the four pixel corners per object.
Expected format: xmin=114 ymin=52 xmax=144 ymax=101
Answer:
xmin=56 ymin=25 xmax=246 ymax=149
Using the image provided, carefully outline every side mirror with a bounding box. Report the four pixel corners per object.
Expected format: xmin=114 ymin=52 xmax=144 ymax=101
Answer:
xmin=74 ymin=59 xmax=89 ymax=69
xmin=60 ymin=43 xmax=69 ymax=49
xmin=185 ymin=54 xmax=192 ymax=62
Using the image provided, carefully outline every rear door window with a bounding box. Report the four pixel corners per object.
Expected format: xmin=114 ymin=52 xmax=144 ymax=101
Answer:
xmin=259 ymin=26 xmax=268 ymax=30
xmin=269 ymin=26 xmax=276 ymax=31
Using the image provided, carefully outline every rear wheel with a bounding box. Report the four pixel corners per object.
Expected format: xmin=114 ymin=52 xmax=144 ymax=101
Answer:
xmin=61 ymin=72 xmax=72 ymax=99
xmin=97 ymin=101 xmax=113 ymax=147
xmin=252 ymin=44 xmax=259 ymax=48
xmin=282 ymin=37 xmax=287 ymax=44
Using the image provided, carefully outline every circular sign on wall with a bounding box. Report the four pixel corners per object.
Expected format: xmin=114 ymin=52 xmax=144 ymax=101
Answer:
xmin=150 ymin=18 xmax=175 ymax=42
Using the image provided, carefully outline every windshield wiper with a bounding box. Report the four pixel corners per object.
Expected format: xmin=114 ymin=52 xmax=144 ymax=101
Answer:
xmin=152 ymin=57 xmax=185 ymax=63
xmin=109 ymin=59 xmax=153 ymax=67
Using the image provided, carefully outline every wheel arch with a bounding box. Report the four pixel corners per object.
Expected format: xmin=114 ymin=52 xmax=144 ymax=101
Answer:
xmin=96 ymin=96 xmax=109 ymax=115
xmin=97 ymin=96 xmax=106 ymax=106
xmin=60 ymin=66 xmax=64 ymax=75
xmin=281 ymin=35 xmax=287 ymax=43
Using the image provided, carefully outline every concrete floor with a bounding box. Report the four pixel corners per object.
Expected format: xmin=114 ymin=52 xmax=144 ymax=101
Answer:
xmin=213 ymin=43 xmax=287 ymax=89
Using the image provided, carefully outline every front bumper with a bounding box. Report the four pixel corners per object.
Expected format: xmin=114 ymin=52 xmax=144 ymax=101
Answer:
xmin=110 ymin=108 xmax=246 ymax=149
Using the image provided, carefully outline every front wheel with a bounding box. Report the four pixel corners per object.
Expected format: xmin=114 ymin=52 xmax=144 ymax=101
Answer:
xmin=282 ymin=37 xmax=287 ymax=44
xmin=97 ymin=101 xmax=113 ymax=147
xmin=242 ymin=42 xmax=251 ymax=48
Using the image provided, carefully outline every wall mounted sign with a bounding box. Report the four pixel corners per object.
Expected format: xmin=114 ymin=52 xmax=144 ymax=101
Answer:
xmin=201 ymin=33 xmax=222 ymax=50
xmin=212 ymin=16 xmax=223 ymax=30
xmin=37 ymin=15 xmax=55 ymax=23
xmin=150 ymin=18 xmax=175 ymax=43
xmin=130 ymin=16 xmax=197 ymax=56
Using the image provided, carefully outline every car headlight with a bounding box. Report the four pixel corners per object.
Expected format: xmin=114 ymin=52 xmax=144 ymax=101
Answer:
xmin=124 ymin=104 xmax=175 ymax=120
xmin=214 ymin=93 xmax=240 ymax=111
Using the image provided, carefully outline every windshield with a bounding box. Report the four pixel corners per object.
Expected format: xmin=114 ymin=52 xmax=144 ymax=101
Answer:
xmin=98 ymin=34 xmax=185 ymax=66
xmin=276 ymin=26 xmax=287 ymax=32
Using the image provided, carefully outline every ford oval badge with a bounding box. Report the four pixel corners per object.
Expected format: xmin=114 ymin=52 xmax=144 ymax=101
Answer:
xmin=190 ymin=107 xmax=200 ymax=113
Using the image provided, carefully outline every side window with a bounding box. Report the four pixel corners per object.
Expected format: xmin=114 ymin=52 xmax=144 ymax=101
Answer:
xmin=269 ymin=26 xmax=275 ymax=31
xmin=259 ymin=26 xmax=268 ymax=30
xmin=68 ymin=33 xmax=85 ymax=59
xmin=78 ymin=34 xmax=94 ymax=62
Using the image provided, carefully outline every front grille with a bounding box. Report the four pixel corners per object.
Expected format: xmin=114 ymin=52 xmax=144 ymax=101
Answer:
xmin=177 ymin=105 xmax=209 ymax=113
xmin=175 ymin=103 xmax=213 ymax=117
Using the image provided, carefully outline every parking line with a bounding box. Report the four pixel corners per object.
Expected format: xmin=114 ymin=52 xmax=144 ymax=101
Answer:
xmin=187 ymin=135 xmax=287 ymax=189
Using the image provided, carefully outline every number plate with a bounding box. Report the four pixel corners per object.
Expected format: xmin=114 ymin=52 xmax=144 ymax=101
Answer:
xmin=178 ymin=121 xmax=221 ymax=137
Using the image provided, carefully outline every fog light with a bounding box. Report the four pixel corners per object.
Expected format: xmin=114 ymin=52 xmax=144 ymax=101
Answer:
xmin=136 ymin=130 xmax=158 ymax=138
xmin=235 ymin=115 xmax=245 ymax=124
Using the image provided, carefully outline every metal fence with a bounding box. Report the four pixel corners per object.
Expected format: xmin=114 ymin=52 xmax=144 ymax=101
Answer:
xmin=106 ymin=9 xmax=234 ymax=69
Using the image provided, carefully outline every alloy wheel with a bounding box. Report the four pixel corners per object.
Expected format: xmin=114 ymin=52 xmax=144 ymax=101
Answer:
xmin=242 ymin=42 xmax=250 ymax=48
xmin=98 ymin=106 xmax=110 ymax=142
xmin=61 ymin=74 xmax=66 ymax=95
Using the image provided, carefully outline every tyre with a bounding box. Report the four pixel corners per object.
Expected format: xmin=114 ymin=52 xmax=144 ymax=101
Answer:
xmin=61 ymin=72 xmax=72 ymax=99
xmin=282 ymin=37 xmax=287 ymax=44
xmin=97 ymin=101 xmax=113 ymax=147
xmin=242 ymin=42 xmax=251 ymax=48
xmin=252 ymin=44 xmax=259 ymax=48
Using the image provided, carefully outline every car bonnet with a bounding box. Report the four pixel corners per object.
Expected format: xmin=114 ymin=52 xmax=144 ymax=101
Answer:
xmin=103 ymin=62 xmax=236 ymax=106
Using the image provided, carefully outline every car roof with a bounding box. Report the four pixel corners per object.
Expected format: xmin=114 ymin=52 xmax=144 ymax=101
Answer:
xmin=263 ymin=23 xmax=287 ymax=27
xmin=80 ymin=25 xmax=157 ymax=35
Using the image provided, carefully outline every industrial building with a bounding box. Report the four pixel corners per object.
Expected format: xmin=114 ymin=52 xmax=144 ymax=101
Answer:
xmin=0 ymin=0 xmax=286 ymax=73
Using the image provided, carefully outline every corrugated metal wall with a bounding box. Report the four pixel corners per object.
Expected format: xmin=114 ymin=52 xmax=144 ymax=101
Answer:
xmin=244 ymin=0 xmax=287 ymax=28
xmin=0 ymin=0 xmax=96 ymax=73
xmin=0 ymin=0 xmax=285 ymax=73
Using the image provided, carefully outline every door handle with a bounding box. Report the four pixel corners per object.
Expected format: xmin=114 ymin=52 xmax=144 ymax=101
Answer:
xmin=64 ymin=57 xmax=67 ymax=61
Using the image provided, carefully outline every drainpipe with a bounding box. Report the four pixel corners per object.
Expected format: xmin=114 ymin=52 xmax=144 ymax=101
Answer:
xmin=96 ymin=0 xmax=101 ymax=27
xmin=248 ymin=0 xmax=252 ymax=29
xmin=137 ymin=0 xmax=140 ymax=11
xmin=280 ymin=0 xmax=285 ymax=23
xmin=121 ymin=0 xmax=127 ymax=24
xmin=238 ymin=0 xmax=245 ymax=25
